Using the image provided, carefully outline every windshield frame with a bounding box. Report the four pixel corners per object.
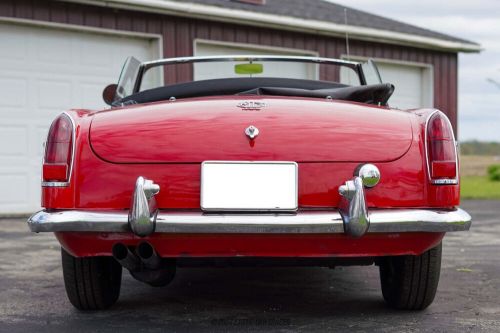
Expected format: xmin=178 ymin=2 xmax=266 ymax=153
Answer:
xmin=131 ymin=55 xmax=367 ymax=95
xmin=115 ymin=56 xmax=141 ymax=101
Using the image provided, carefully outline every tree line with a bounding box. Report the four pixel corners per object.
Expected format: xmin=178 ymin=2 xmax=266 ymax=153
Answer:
xmin=460 ymin=140 xmax=500 ymax=156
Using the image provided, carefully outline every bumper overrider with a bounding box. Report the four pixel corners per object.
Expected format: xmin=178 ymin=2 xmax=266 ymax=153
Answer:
xmin=28 ymin=176 xmax=471 ymax=237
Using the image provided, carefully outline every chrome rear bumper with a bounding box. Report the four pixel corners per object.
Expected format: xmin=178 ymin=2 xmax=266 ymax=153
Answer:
xmin=29 ymin=176 xmax=471 ymax=236
xmin=28 ymin=208 xmax=471 ymax=234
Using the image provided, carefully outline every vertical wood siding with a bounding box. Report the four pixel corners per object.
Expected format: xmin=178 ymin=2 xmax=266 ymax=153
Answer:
xmin=0 ymin=0 xmax=458 ymax=130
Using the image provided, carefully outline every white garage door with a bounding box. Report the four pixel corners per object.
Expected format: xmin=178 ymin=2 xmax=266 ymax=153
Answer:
xmin=0 ymin=22 xmax=160 ymax=214
xmin=341 ymin=59 xmax=433 ymax=110
xmin=376 ymin=62 xmax=433 ymax=109
xmin=194 ymin=41 xmax=318 ymax=81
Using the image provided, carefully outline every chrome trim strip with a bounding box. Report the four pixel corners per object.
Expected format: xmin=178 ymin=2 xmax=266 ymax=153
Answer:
xmin=431 ymin=179 xmax=459 ymax=185
xmin=135 ymin=55 xmax=365 ymax=93
xmin=142 ymin=55 xmax=360 ymax=70
xmin=41 ymin=181 xmax=70 ymax=187
xmin=27 ymin=208 xmax=471 ymax=234
xmin=156 ymin=211 xmax=345 ymax=234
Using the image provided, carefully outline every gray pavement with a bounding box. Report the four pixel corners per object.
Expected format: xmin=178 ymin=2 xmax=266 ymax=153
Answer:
xmin=0 ymin=200 xmax=499 ymax=332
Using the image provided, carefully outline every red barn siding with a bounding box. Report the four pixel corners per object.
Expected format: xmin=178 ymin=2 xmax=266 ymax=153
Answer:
xmin=0 ymin=0 xmax=458 ymax=130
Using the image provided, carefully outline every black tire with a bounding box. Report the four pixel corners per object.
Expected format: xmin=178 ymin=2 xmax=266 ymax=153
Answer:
xmin=379 ymin=243 xmax=442 ymax=310
xmin=61 ymin=248 xmax=122 ymax=310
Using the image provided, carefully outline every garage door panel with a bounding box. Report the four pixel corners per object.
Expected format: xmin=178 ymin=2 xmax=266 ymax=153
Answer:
xmin=0 ymin=77 xmax=28 ymax=109
xmin=79 ymin=38 xmax=114 ymax=66
xmin=28 ymin=174 xmax=42 ymax=209
xmin=0 ymin=22 xmax=160 ymax=213
xmin=375 ymin=62 xmax=430 ymax=110
xmin=340 ymin=58 xmax=433 ymax=110
xmin=0 ymin=25 xmax=29 ymax=60
xmin=36 ymin=32 xmax=73 ymax=64
xmin=0 ymin=126 xmax=28 ymax=156
xmin=35 ymin=127 xmax=48 ymax=158
xmin=78 ymin=81 xmax=113 ymax=109
xmin=0 ymin=173 xmax=28 ymax=206
xmin=37 ymin=79 xmax=73 ymax=110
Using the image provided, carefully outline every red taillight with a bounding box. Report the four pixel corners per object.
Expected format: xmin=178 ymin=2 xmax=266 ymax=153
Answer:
xmin=426 ymin=112 xmax=457 ymax=184
xmin=43 ymin=114 xmax=73 ymax=183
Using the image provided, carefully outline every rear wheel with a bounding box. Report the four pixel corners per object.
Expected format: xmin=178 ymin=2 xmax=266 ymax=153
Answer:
xmin=379 ymin=243 xmax=442 ymax=310
xmin=61 ymin=248 xmax=122 ymax=310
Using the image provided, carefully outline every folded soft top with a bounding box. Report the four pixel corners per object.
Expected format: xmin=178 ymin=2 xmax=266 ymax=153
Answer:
xmin=117 ymin=77 xmax=394 ymax=106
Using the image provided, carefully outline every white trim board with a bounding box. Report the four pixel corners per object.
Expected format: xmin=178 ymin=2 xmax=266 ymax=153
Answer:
xmin=0 ymin=16 xmax=164 ymax=45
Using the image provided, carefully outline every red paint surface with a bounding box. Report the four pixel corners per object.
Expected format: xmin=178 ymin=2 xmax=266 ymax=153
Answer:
xmin=42 ymin=104 xmax=459 ymax=211
xmin=56 ymin=232 xmax=445 ymax=258
xmin=89 ymin=97 xmax=413 ymax=163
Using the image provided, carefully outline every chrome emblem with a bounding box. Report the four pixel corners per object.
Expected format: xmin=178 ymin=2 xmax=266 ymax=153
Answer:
xmin=237 ymin=101 xmax=267 ymax=110
xmin=245 ymin=125 xmax=259 ymax=139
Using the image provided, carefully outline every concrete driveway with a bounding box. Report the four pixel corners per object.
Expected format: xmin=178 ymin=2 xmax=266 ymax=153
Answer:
xmin=0 ymin=200 xmax=499 ymax=332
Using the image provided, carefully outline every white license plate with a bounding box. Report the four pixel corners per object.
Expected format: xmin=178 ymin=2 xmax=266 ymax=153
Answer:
xmin=201 ymin=161 xmax=298 ymax=212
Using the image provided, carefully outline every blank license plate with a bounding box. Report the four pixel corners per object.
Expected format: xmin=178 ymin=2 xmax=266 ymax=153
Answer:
xmin=201 ymin=161 xmax=298 ymax=212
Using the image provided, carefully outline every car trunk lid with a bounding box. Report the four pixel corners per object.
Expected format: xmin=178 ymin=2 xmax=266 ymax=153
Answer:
xmin=89 ymin=97 xmax=413 ymax=163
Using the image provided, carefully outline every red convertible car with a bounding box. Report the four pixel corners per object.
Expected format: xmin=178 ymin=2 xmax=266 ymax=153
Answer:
xmin=28 ymin=55 xmax=471 ymax=311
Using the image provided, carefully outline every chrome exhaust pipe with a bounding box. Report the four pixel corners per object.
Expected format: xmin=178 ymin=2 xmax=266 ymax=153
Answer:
xmin=112 ymin=243 xmax=140 ymax=271
xmin=133 ymin=241 xmax=176 ymax=287
xmin=113 ymin=242 xmax=176 ymax=287
xmin=136 ymin=241 xmax=162 ymax=270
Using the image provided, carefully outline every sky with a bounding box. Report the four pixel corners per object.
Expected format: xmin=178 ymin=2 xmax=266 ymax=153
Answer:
xmin=329 ymin=0 xmax=500 ymax=142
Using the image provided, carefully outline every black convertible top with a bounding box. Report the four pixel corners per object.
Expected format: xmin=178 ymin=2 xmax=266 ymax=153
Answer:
xmin=116 ymin=77 xmax=394 ymax=106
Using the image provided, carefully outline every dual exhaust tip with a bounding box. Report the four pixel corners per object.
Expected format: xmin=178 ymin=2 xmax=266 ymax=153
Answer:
xmin=112 ymin=241 xmax=176 ymax=287
xmin=112 ymin=241 xmax=162 ymax=271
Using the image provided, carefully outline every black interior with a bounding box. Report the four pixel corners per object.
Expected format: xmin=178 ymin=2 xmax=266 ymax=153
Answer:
xmin=115 ymin=77 xmax=394 ymax=106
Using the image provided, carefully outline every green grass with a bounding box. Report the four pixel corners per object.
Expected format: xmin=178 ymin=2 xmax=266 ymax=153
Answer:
xmin=461 ymin=176 xmax=500 ymax=200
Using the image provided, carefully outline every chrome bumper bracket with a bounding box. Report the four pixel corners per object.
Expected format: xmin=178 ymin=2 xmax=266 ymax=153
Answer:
xmin=338 ymin=176 xmax=370 ymax=237
xmin=128 ymin=177 xmax=160 ymax=237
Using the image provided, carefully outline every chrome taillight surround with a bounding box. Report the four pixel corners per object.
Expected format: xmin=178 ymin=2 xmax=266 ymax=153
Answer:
xmin=424 ymin=110 xmax=459 ymax=185
xmin=41 ymin=112 xmax=76 ymax=187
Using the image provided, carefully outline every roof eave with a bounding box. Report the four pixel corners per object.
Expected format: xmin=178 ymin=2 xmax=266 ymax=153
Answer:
xmin=59 ymin=0 xmax=482 ymax=53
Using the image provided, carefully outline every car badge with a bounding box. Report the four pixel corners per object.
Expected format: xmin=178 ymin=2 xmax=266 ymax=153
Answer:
xmin=245 ymin=125 xmax=259 ymax=139
xmin=237 ymin=101 xmax=267 ymax=110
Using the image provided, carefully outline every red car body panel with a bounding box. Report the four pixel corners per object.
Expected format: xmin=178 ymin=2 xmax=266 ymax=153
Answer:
xmin=56 ymin=231 xmax=444 ymax=258
xmin=89 ymin=97 xmax=412 ymax=163
xmin=42 ymin=97 xmax=459 ymax=258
